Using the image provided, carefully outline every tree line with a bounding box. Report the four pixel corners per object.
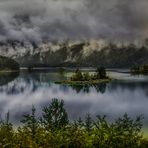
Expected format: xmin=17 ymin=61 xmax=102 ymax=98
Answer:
xmin=0 ymin=99 xmax=148 ymax=147
xmin=0 ymin=56 xmax=19 ymax=71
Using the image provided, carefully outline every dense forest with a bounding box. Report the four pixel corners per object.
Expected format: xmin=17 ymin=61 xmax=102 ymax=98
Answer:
xmin=16 ymin=43 xmax=148 ymax=68
xmin=131 ymin=65 xmax=148 ymax=75
xmin=0 ymin=56 xmax=19 ymax=71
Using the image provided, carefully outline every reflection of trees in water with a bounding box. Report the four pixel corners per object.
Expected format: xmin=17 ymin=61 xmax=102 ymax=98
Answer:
xmin=0 ymin=72 xmax=19 ymax=86
xmin=22 ymin=71 xmax=66 ymax=84
xmin=109 ymin=81 xmax=148 ymax=96
xmin=0 ymin=77 xmax=40 ymax=95
xmin=70 ymin=81 xmax=148 ymax=95
xmin=70 ymin=83 xmax=107 ymax=94
xmin=94 ymin=83 xmax=107 ymax=94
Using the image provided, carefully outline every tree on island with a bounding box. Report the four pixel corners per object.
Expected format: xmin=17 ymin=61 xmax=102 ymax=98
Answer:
xmin=95 ymin=67 xmax=107 ymax=79
xmin=131 ymin=64 xmax=148 ymax=75
xmin=143 ymin=65 xmax=148 ymax=74
xmin=83 ymin=72 xmax=91 ymax=81
xmin=71 ymin=69 xmax=83 ymax=81
xmin=71 ymin=67 xmax=108 ymax=81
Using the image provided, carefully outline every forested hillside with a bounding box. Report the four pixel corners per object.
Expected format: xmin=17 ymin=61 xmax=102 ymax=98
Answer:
xmin=0 ymin=40 xmax=148 ymax=68
xmin=0 ymin=56 xmax=19 ymax=71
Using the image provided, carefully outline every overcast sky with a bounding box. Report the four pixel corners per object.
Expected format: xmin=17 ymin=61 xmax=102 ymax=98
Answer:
xmin=0 ymin=0 xmax=148 ymax=42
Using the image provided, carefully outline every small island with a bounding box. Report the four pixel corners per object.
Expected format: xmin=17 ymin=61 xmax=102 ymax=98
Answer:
xmin=131 ymin=64 xmax=148 ymax=75
xmin=55 ymin=67 xmax=111 ymax=85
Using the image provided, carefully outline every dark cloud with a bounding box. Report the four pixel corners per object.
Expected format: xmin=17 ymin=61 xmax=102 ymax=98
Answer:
xmin=0 ymin=0 xmax=148 ymax=42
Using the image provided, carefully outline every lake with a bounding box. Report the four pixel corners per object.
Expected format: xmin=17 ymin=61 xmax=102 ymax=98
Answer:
xmin=0 ymin=69 xmax=148 ymax=136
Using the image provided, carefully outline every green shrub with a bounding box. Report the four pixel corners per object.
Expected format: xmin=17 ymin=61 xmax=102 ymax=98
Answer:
xmin=0 ymin=112 xmax=15 ymax=147
xmin=71 ymin=69 xmax=83 ymax=81
xmin=0 ymin=99 xmax=147 ymax=147
xmin=95 ymin=67 xmax=107 ymax=79
xmin=71 ymin=67 xmax=108 ymax=82
xmin=40 ymin=98 xmax=69 ymax=131
xmin=21 ymin=105 xmax=39 ymax=139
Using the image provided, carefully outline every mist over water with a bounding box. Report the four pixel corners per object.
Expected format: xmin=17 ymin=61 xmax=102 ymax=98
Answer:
xmin=0 ymin=71 xmax=148 ymax=129
xmin=0 ymin=0 xmax=148 ymax=42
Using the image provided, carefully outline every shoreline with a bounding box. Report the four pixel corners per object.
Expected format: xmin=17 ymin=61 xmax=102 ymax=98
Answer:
xmin=55 ymin=79 xmax=111 ymax=85
xmin=0 ymin=70 xmax=19 ymax=73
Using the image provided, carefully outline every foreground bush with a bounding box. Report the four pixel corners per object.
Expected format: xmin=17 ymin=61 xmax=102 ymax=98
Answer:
xmin=0 ymin=99 xmax=148 ymax=148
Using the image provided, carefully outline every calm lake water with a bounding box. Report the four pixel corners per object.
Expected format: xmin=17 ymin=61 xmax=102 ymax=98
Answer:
xmin=0 ymin=69 xmax=148 ymax=135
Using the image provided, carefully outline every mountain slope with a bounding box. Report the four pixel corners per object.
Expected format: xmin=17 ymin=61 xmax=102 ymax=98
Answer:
xmin=0 ymin=56 xmax=19 ymax=71
xmin=0 ymin=40 xmax=148 ymax=68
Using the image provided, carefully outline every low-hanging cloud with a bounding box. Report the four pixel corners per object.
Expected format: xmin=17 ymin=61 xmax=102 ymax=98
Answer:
xmin=0 ymin=0 xmax=148 ymax=43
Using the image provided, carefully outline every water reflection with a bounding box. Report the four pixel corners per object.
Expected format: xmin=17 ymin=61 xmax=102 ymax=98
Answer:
xmin=68 ymin=83 xmax=107 ymax=94
xmin=0 ymin=72 xmax=19 ymax=86
xmin=0 ymin=71 xmax=148 ymax=128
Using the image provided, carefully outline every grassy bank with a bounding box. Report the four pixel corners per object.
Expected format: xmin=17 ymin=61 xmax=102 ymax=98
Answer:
xmin=55 ymin=79 xmax=111 ymax=85
xmin=0 ymin=70 xmax=20 ymax=73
